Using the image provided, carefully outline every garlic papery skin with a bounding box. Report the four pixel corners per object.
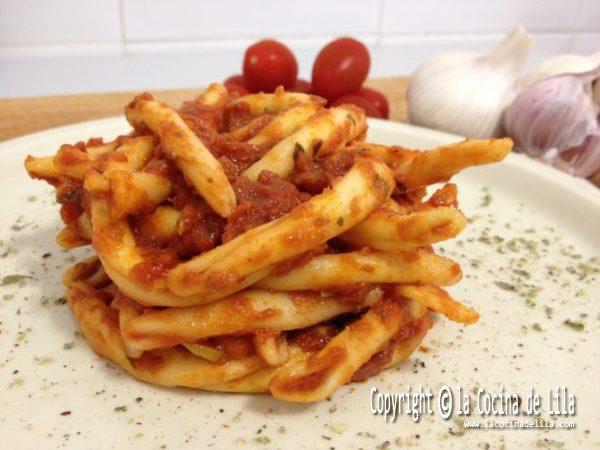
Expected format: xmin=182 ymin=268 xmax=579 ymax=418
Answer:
xmin=407 ymin=26 xmax=533 ymax=139
xmin=593 ymin=74 xmax=600 ymax=108
xmin=521 ymin=53 xmax=600 ymax=88
xmin=543 ymin=133 xmax=600 ymax=180
xmin=504 ymin=67 xmax=600 ymax=157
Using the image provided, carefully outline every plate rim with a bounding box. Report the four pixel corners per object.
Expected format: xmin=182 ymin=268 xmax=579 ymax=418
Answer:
xmin=3 ymin=115 xmax=599 ymax=449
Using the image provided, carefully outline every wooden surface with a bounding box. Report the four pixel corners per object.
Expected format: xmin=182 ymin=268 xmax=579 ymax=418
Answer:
xmin=0 ymin=77 xmax=409 ymax=142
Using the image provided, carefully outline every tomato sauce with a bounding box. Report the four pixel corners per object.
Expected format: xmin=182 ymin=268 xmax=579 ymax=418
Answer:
xmin=254 ymin=328 xmax=282 ymax=343
xmin=222 ymin=170 xmax=310 ymax=242
xmin=174 ymin=199 xmax=225 ymax=256
xmin=130 ymin=247 xmax=179 ymax=284
xmin=327 ymin=283 xmax=373 ymax=304
xmin=86 ymin=137 xmax=104 ymax=147
xmin=291 ymin=146 xmax=356 ymax=194
xmin=132 ymin=350 xmax=165 ymax=373
xmin=288 ymin=326 xmax=338 ymax=352
xmin=422 ymin=183 xmax=458 ymax=209
xmin=223 ymin=101 xmax=255 ymax=131
xmin=143 ymin=155 xmax=177 ymax=178
xmin=60 ymin=202 xmax=83 ymax=225
xmin=351 ymin=343 xmax=394 ymax=382
xmin=209 ymin=334 xmax=255 ymax=360
xmin=56 ymin=178 xmax=83 ymax=205
xmin=276 ymin=346 xmax=346 ymax=394
xmin=351 ymin=316 xmax=422 ymax=382
xmin=180 ymin=99 xmax=224 ymax=133
xmin=206 ymin=136 xmax=266 ymax=177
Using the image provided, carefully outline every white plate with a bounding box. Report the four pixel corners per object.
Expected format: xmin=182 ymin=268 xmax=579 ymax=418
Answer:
xmin=1 ymin=118 xmax=599 ymax=450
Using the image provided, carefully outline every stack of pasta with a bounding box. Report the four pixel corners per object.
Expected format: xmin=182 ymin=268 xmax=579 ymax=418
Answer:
xmin=25 ymin=84 xmax=511 ymax=402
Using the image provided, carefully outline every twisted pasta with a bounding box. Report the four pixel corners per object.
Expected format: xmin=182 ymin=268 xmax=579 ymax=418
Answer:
xmin=25 ymin=84 xmax=511 ymax=402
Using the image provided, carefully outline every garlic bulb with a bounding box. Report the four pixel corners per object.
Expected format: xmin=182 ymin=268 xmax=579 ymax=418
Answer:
xmin=407 ymin=27 xmax=533 ymax=139
xmin=504 ymin=67 xmax=600 ymax=177
xmin=521 ymin=53 xmax=600 ymax=88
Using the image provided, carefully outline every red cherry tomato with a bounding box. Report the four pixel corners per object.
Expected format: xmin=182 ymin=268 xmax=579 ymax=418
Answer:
xmin=224 ymin=74 xmax=247 ymax=87
xmin=292 ymin=79 xmax=312 ymax=93
xmin=224 ymin=82 xmax=250 ymax=97
xmin=243 ymin=39 xmax=298 ymax=92
xmin=312 ymin=37 xmax=370 ymax=101
xmin=331 ymin=95 xmax=382 ymax=119
xmin=356 ymin=87 xmax=389 ymax=119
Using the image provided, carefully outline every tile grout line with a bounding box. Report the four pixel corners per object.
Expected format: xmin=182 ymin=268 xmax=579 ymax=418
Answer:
xmin=568 ymin=0 xmax=585 ymax=51
xmin=0 ymin=31 xmax=590 ymax=56
xmin=117 ymin=0 xmax=128 ymax=56
xmin=376 ymin=0 xmax=385 ymax=47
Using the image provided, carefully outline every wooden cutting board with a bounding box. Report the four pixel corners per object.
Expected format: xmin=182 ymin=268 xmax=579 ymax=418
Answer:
xmin=0 ymin=77 xmax=409 ymax=142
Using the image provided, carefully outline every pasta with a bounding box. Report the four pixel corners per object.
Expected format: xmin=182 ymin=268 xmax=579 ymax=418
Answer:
xmin=25 ymin=84 xmax=511 ymax=402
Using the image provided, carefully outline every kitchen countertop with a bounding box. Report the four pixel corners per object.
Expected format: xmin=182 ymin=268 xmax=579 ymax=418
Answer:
xmin=0 ymin=77 xmax=409 ymax=142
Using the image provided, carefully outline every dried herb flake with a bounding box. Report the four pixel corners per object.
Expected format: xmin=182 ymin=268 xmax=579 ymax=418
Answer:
xmin=563 ymin=319 xmax=584 ymax=331
xmin=2 ymin=274 xmax=32 ymax=286
xmin=494 ymin=281 xmax=515 ymax=291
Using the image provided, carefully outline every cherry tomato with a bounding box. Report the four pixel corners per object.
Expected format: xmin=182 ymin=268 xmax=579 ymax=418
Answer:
xmin=312 ymin=37 xmax=370 ymax=101
xmin=331 ymin=95 xmax=382 ymax=119
xmin=292 ymin=79 xmax=312 ymax=93
xmin=224 ymin=74 xmax=247 ymax=87
xmin=243 ymin=39 xmax=298 ymax=92
xmin=224 ymin=82 xmax=250 ymax=97
xmin=356 ymin=87 xmax=389 ymax=119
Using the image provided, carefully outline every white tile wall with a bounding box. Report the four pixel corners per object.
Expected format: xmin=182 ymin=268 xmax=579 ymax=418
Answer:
xmin=0 ymin=0 xmax=598 ymax=98
xmin=381 ymin=0 xmax=581 ymax=33
xmin=571 ymin=33 xmax=600 ymax=53
xmin=0 ymin=0 xmax=121 ymax=45
xmin=123 ymin=0 xmax=380 ymax=40
xmin=577 ymin=0 xmax=600 ymax=31
xmin=374 ymin=33 xmax=573 ymax=77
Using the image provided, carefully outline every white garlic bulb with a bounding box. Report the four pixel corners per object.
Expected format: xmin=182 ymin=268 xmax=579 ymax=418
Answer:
xmin=407 ymin=27 xmax=533 ymax=139
xmin=521 ymin=53 xmax=600 ymax=88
